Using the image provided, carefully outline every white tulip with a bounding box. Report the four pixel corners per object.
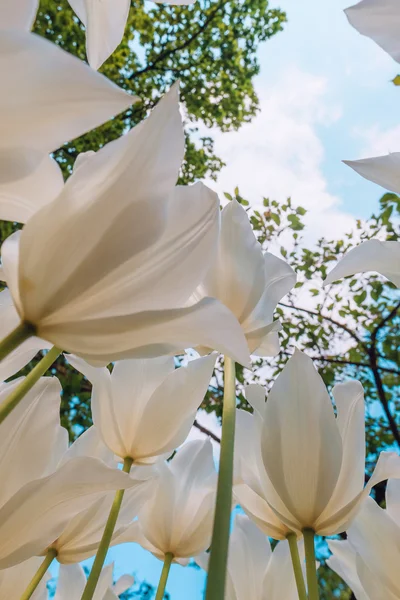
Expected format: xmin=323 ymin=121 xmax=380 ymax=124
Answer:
xmin=0 ymin=380 xmax=141 ymax=568
xmin=1 ymin=85 xmax=250 ymax=367
xmin=0 ymin=556 xmax=49 ymax=600
xmin=0 ymin=0 xmax=39 ymax=31
xmin=194 ymin=200 xmax=296 ymax=357
xmin=345 ymin=0 xmax=400 ymax=63
xmin=54 ymin=563 xmax=133 ymax=600
xmin=250 ymin=350 xmax=400 ymax=535
xmin=67 ymin=353 xmax=216 ymax=463
xmin=327 ymin=480 xmax=400 ymax=599
xmin=197 ymin=514 xmax=303 ymax=600
xmin=112 ymin=439 xmax=217 ymax=563
xmin=324 ymin=239 xmax=400 ymax=287
xmin=68 ymin=0 xmax=195 ymax=71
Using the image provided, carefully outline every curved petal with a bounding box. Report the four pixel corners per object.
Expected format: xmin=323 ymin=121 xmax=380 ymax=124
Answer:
xmin=0 ymin=557 xmax=48 ymax=600
xmin=345 ymin=0 xmax=400 ymax=63
xmin=18 ymin=84 xmax=183 ymax=323
xmin=68 ymin=0 xmax=131 ymax=70
xmin=344 ymin=153 xmax=400 ymax=194
xmin=38 ymin=298 xmax=251 ymax=368
xmin=60 ymin=425 xmax=115 ymax=466
xmin=246 ymin=320 xmax=282 ymax=356
xmin=263 ymin=539 xmax=302 ymax=600
xmin=0 ymin=30 xmax=134 ymax=152
xmin=386 ymin=479 xmax=400 ymax=527
xmin=0 ymin=0 xmax=39 ymax=30
xmin=199 ymin=199 xmax=266 ymax=323
xmin=0 ymin=152 xmax=63 ymax=224
xmin=54 ymin=564 xmax=86 ymax=600
xmin=261 ymin=350 xmax=342 ymax=529
xmin=1 ymin=231 xmax=22 ymax=312
xmin=244 ymin=384 xmax=266 ymax=417
xmin=324 ymin=240 xmax=400 ymax=287
xmin=113 ymin=574 xmax=135 ymax=596
xmin=327 ymin=540 xmax=370 ymax=600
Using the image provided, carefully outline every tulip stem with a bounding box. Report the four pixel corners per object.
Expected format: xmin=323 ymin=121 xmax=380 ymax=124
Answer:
xmin=20 ymin=548 xmax=57 ymax=600
xmin=303 ymin=528 xmax=319 ymax=600
xmin=80 ymin=456 xmax=133 ymax=600
xmin=0 ymin=346 xmax=62 ymax=425
xmin=205 ymin=356 xmax=236 ymax=600
xmin=0 ymin=321 xmax=35 ymax=362
xmin=155 ymin=552 xmax=173 ymax=600
xmin=287 ymin=533 xmax=307 ymax=600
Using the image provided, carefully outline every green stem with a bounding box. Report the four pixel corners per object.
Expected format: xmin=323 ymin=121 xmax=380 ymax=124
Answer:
xmin=287 ymin=532 xmax=307 ymax=600
xmin=0 ymin=321 xmax=35 ymax=362
xmin=205 ymin=356 xmax=236 ymax=600
xmin=80 ymin=457 xmax=133 ymax=600
xmin=0 ymin=346 xmax=62 ymax=425
xmin=303 ymin=528 xmax=319 ymax=600
xmin=155 ymin=552 xmax=173 ymax=600
xmin=20 ymin=548 xmax=57 ymax=600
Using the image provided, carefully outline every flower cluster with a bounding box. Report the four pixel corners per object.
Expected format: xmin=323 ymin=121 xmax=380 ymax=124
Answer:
xmin=0 ymin=0 xmax=399 ymax=599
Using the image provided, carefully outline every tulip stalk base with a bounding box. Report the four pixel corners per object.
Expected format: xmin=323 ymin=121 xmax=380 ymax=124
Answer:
xmin=155 ymin=552 xmax=173 ymax=600
xmin=287 ymin=533 xmax=307 ymax=600
xmin=81 ymin=456 xmax=133 ymax=600
xmin=0 ymin=321 xmax=35 ymax=362
xmin=303 ymin=528 xmax=319 ymax=600
xmin=205 ymin=356 xmax=236 ymax=600
xmin=0 ymin=346 xmax=62 ymax=425
xmin=20 ymin=548 xmax=57 ymax=600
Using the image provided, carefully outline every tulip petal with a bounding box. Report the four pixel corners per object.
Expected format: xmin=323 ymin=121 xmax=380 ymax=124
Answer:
xmin=263 ymin=539 xmax=301 ymax=599
xmin=261 ymin=350 xmax=342 ymax=528
xmin=18 ymin=84 xmax=183 ymax=322
xmin=0 ymin=0 xmax=39 ymax=30
xmin=327 ymin=540 xmax=370 ymax=600
xmin=54 ymin=564 xmax=87 ymax=600
xmin=0 ymin=457 xmax=135 ymax=568
xmin=344 ymin=153 xmax=400 ymax=194
xmin=68 ymin=0 xmax=131 ymax=70
xmin=0 ymin=30 xmax=134 ymax=152
xmin=386 ymin=479 xmax=400 ymax=527
xmin=324 ymin=239 xmax=400 ymax=287
xmin=345 ymin=0 xmax=400 ymax=63
xmin=59 ymin=425 xmax=115 ymax=466
xmin=0 ymin=152 xmax=64 ymax=224
xmin=234 ymin=484 xmax=292 ymax=540
xmin=1 ymin=231 xmax=22 ymax=311
xmin=130 ymin=354 xmax=216 ymax=461
xmin=244 ymin=384 xmax=266 ymax=417
xmin=39 ymin=297 xmax=251 ymax=368
xmin=0 ymin=557 xmax=48 ymax=600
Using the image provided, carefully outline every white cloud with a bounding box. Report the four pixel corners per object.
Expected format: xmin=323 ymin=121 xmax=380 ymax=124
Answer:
xmin=202 ymin=66 xmax=355 ymax=240
xmin=357 ymin=123 xmax=400 ymax=156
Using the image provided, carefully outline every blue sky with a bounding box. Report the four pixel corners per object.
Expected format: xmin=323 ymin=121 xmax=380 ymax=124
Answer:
xmin=81 ymin=1 xmax=400 ymax=598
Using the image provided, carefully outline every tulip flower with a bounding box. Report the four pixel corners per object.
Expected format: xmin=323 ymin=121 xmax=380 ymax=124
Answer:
xmin=67 ymin=353 xmax=217 ymax=463
xmin=324 ymin=239 xmax=400 ymax=287
xmin=328 ymin=479 xmax=400 ymax=600
xmin=67 ymin=0 xmax=195 ymax=71
xmin=54 ymin=563 xmax=134 ymax=600
xmin=112 ymin=439 xmax=217 ymax=600
xmin=0 ymin=84 xmax=249 ymax=369
xmin=197 ymin=514 xmax=305 ymax=600
xmin=0 ymin=0 xmax=39 ymax=31
xmin=0 ymin=557 xmax=48 ymax=600
xmin=345 ymin=0 xmax=400 ymax=63
xmin=0 ymin=378 xmax=142 ymax=570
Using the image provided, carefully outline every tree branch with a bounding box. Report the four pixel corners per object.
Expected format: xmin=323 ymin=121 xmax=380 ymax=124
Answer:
xmin=194 ymin=419 xmax=221 ymax=443
xmin=371 ymin=299 xmax=400 ymax=343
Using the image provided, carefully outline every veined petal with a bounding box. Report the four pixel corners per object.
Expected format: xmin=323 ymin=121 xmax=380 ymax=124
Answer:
xmin=38 ymin=298 xmax=251 ymax=368
xmin=18 ymin=84 xmax=183 ymax=323
xmin=344 ymin=153 xmax=400 ymax=194
xmin=345 ymin=0 xmax=400 ymax=63
xmin=356 ymin=555 xmax=397 ymax=600
xmin=327 ymin=540 xmax=370 ymax=600
xmin=386 ymin=479 xmax=400 ymax=527
xmin=54 ymin=564 xmax=87 ymax=600
xmin=68 ymin=0 xmax=131 ymax=70
xmin=261 ymin=350 xmax=342 ymax=528
xmin=263 ymin=539 xmax=302 ymax=600
xmin=0 ymin=557 xmax=49 ymax=600
xmin=59 ymin=425 xmax=115 ymax=466
xmin=129 ymin=354 xmax=216 ymax=461
xmin=0 ymin=30 xmax=134 ymax=152
xmin=324 ymin=240 xmax=400 ymax=287
xmin=0 ymin=0 xmax=39 ymax=30
xmin=245 ymin=320 xmax=282 ymax=356
xmin=0 ymin=152 xmax=63 ymax=224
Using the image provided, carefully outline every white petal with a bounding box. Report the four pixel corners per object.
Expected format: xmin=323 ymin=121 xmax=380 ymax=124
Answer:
xmin=344 ymin=153 xmax=400 ymax=194
xmin=0 ymin=152 xmax=63 ymax=223
xmin=325 ymin=240 xmax=400 ymax=287
xmin=60 ymin=425 xmax=114 ymax=466
xmin=54 ymin=564 xmax=86 ymax=600
xmin=199 ymin=200 xmax=266 ymax=323
xmin=39 ymin=298 xmax=251 ymax=368
xmin=345 ymin=0 xmax=400 ymax=63
xmin=327 ymin=540 xmax=370 ymax=600
xmin=318 ymin=381 xmax=365 ymax=521
xmin=0 ymin=557 xmax=49 ymax=599
xmin=386 ymin=479 xmax=400 ymax=527
xmin=68 ymin=0 xmax=131 ymax=70
xmin=129 ymin=354 xmax=216 ymax=461
xmin=245 ymin=320 xmax=282 ymax=356
xmin=263 ymin=539 xmax=302 ymax=600
xmin=0 ymin=30 xmax=134 ymax=152
xmin=0 ymin=457 xmax=135 ymax=568
xmin=151 ymin=0 xmax=195 ymax=4
xmin=244 ymin=384 xmax=266 ymax=417
xmin=18 ymin=84 xmax=183 ymax=323
xmin=1 ymin=231 xmax=22 ymax=311
xmin=0 ymin=377 xmax=65 ymax=507
xmin=113 ymin=574 xmax=135 ymax=596
xmin=0 ymin=0 xmax=39 ymax=30
xmin=261 ymin=350 xmax=342 ymax=529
